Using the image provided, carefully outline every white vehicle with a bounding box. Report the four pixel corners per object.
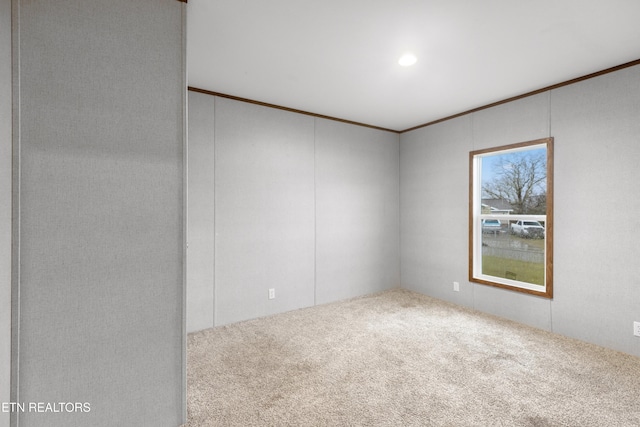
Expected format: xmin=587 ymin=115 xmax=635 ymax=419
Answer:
xmin=510 ymin=220 xmax=544 ymax=238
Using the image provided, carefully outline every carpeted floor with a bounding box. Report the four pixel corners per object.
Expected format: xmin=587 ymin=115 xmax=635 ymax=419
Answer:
xmin=187 ymin=289 xmax=640 ymax=426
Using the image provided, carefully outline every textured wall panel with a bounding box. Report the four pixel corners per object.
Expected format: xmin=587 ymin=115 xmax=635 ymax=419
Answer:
xmin=187 ymin=91 xmax=215 ymax=333
xmin=471 ymin=92 xmax=550 ymax=151
xmin=551 ymin=65 xmax=640 ymax=356
xmin=399 ymin=66 xmax=640 ymax=356
xmin=315 ymin=119 xmax=399 ymax=304
xmin=14 ymin=0 xmax=185 ymax=425
xmin=399 ymin=117 xmax=473 ymax=308
xmin=469 ymin=93 xmax=553 ymax=331
xmin=214 ymin=97 xmax=315 ymax=326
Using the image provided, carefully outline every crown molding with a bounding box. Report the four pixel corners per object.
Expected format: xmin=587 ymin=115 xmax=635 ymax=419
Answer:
xmin=187 ymin=87 xmax=400 ymax=134
xmin=402 ymin=58 xmax=640 ymax=133
xmin=187 ymin=58 xmax=640 ymax=134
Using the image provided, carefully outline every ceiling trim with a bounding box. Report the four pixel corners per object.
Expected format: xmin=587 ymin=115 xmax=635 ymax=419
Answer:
xmin=187 ymin=87 xmax=400 ymax=134
xmin=189 ymin=58 xmax=640 ymax=135
xmin=401 ymin=58 xmax=640 ymax=133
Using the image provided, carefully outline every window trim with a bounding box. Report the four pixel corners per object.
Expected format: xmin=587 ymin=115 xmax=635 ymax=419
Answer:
xmin=469 ymin=137 xmax=554 ymax=298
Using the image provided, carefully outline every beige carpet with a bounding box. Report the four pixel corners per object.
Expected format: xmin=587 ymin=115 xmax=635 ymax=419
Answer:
xmin=187 ymin=289 xmax=640 ymax=426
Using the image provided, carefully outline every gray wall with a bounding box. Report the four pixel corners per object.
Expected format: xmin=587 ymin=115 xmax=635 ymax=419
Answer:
xmin=12 ymin=1 xmax=186 ymax=426
xmin=215 ymin=97 xmax=316 ymax=325
xmin=1 ymin=0 xmax=11 ymax=425
xmin=315 ymin=119 xmax=400 ymax=304
xmin=186 ymin=93 xmax=400 ymax=331
xmin=400 ymin=114 xmax=474 ymax=308
xmin=551 ymin=66 xmax=640 ymax=355
xmin=400 ymin=65 xmax=640 ymax=357
xmin=186 ymin=92 xmax=216 ymax=332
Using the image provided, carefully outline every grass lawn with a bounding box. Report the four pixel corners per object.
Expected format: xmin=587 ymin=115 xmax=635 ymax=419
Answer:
xmin=482 ymin=255 xmax=544 ymax=286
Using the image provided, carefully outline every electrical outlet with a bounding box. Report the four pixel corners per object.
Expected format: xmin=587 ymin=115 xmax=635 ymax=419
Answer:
xmin=634 ymin=321 xmax=640 ymax=337
xmin=453 ymin=281 xmax=460 ymax=292
xmin=268 ymin=288 xmax=275 ymax=300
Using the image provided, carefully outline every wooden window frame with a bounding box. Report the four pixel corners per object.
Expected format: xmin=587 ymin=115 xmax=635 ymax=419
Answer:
xmin=469 ymin=137 xmax=554 ymax=298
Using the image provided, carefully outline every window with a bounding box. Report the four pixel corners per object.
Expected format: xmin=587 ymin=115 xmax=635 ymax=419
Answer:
xmin=469 ymin=138 xmax=553 ymax=298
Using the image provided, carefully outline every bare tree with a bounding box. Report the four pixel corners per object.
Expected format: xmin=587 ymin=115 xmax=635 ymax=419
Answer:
xmin=483 ymin=152 xmax=546 ymax=214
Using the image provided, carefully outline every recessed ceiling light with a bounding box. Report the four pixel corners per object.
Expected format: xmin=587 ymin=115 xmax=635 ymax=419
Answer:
xmin=398 ymin=53 xmax=417 ymax=67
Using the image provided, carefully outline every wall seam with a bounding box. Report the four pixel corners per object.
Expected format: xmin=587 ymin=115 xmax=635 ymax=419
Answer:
xmin=470 ymin=112 xmax=476 ymax=311
xmin=313 ymin=118 xmax=317 ymax=307
xmin=212 ymin=96 xmax=217 ymax=327
xmin=397 ymin=134 xmax=400 ymax=289
xmin=181 ymin=2 xmax=188 ymax=423
xmin=547 ymin=89 xmax=554 ymax=334
xmin=10 ymin=0 xmax=20 ymax=425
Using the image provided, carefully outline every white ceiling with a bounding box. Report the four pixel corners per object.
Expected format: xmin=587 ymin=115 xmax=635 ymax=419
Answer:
xmin=187 ymin=1 xmax=640 ymax=132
